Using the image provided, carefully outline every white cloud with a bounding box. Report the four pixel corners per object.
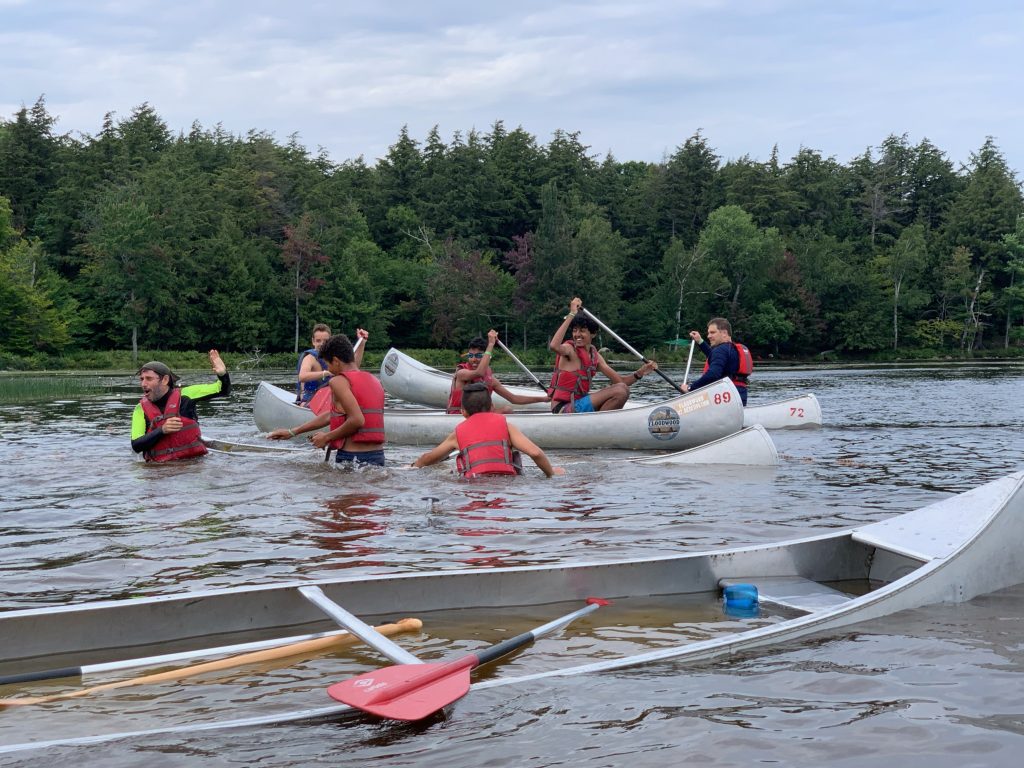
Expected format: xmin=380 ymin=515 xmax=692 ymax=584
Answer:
xmin=1 ymin=1 xmax=1021 ymax=172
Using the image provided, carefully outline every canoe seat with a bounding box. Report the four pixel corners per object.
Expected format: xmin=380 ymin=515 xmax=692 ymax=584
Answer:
xmin=720 ymin=577 xmax=853 ymax=613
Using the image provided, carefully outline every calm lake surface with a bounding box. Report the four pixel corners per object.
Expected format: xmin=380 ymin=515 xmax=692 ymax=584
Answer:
xmin=1 ymin=363 xmax=1022 ymax=766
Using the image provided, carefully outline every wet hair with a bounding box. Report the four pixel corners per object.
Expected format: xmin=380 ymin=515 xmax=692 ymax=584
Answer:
xmin=569 ymin=315 xmax=598 ymax=334
xmin=466 ymin=336 xmax=487 ymax=351
xmin=311 ymin=323 xmax=331 ymax=336
xmin=708 ymin=317 xmax=732 ymax=335
xmin=320 ymin=334 xmax=355 ymax=364
xmin=461 ymin=382 xmax=493 ymax=416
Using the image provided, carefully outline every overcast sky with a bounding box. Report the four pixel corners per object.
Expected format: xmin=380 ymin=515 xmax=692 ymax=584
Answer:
xmin=3 ymin=0 xmax=1022 ymax=175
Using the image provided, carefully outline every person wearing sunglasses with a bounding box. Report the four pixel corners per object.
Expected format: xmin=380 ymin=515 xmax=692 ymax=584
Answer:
xmin=446 ymin=330 xmax=550 ymax=414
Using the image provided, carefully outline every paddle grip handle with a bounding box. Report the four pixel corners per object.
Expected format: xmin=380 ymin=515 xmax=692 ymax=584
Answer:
xmin=474 ymin=630 xmax=537 ymax=668
xmin=0 ymin=666 xmax=80 ymax=686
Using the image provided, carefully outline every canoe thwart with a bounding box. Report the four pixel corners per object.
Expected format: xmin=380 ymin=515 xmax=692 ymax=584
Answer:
xmin=720 ymin=577 xmax=853 ymax=612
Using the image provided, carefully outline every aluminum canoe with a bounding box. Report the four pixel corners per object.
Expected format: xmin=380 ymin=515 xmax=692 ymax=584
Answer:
xmin=380 ymin=347 xmax=822 ymax=429
xmin=3 ymin=471 xmax=1024 ymax=753
xmin=380 ymin=347 xmax=551 ymax=411
xmin=253 ymin=379 xmax=745 ymax=451
xmin=742 ymin=392 xmax=822 ymax=430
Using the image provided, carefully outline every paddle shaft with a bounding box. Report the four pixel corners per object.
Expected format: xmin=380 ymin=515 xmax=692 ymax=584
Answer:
xmin=202 ymin=437 xmax=308 ymax=454
xmin=496 ymin=340 xmax=548 ymax=392
xmin=0 ymin=618 xmax=421 ymax=707
xmin=579 ymin=308 xmax=682 ymax=391
xmin=0 ymin=627 xmax=364 ymax=686
xmin=683 ymin=339 xmax=695 ymax=385
xmin=299 ymin=586 xmax=421 ymax=665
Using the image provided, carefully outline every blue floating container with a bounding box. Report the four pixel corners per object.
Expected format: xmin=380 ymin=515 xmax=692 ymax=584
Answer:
xmin=722 ymin=583 xmax=759 ymax=617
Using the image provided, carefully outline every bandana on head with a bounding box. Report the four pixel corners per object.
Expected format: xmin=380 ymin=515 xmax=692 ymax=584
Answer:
xmin=138 ymin=361 xmax=178 ymax=384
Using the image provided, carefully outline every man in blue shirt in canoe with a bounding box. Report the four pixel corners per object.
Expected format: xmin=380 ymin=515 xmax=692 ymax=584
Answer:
xmin=681 ymin=318 xmax=752 ymax=405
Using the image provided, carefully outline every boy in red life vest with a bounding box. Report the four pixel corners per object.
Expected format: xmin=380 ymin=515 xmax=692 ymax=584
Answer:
xmin=414 ymin=383 xmax=564 ymax=478
xmin=548 ymin=296 xmax=658 ymax=413
xmin=267 ymin=332 xmax=386 ymax=467
xmin=447 ymin=329 xmax=551 ymax=414
xmin=131 ymin=350 xmax=230 ymax=462
xmin=681 ymin=317 xmax=753 ymax=405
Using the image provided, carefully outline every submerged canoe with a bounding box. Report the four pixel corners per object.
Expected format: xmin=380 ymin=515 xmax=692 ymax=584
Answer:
xmin=3 ymin=471 xmax=1023 ymax=752
xmin=627 ymin=424 xmax=779 ymax=466
xmin=253 ymin=379 xmax=745 ymax=451
xmin=380 ymin=348 xmax=822 ymax=429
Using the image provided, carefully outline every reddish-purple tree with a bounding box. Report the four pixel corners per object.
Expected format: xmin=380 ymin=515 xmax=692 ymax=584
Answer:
xmin=281 ymin=213 xmax=328 ymax=352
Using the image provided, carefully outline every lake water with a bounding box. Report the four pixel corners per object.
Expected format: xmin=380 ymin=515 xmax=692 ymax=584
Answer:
xmin=0 ymin=363 xmax=1022 ymax=766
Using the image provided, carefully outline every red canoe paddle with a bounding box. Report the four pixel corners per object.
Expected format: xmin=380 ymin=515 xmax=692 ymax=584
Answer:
xmin=327 ymin=597 xmax=609 ymax=721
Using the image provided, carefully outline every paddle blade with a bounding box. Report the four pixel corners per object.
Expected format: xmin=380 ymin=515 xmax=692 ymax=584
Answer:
xmin=327 ymin=658 xmax=474 ymax=721
xmin=309 ymin=387 xmax=332 ymax=415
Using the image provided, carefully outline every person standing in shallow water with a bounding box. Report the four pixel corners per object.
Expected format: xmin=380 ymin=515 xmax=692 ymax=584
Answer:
xmin=268 ymin=333 xmax=386 ymax=467
xmin=131 ymin=350 xmax=230 ymax=462
xmin=416 ymin=383 xmax=564 ymax=477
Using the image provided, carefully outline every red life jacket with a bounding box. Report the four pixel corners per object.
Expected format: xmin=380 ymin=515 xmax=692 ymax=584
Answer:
xmin=328 ymin=370 xmax=386 ymax=449
xmin=447 ymin=364 xmax=495 ymax=414
xmin=454 ymin=412 xmax=520 ymax=477
xmin=701 ymin=342 xmax=754 ymax=389
xmin=139 ymin=388 xmax=208 ymax=462
xmin=548 ymin=344 xmax=598 ymax=406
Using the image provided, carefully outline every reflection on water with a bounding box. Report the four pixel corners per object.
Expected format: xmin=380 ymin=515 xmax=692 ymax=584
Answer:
xmin=1 ymin=363 xmax=1022 ymax=763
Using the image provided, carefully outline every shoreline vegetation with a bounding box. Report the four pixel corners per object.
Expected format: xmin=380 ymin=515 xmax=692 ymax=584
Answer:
xmin=2 ymin=345 xmax=1021 ymax=374
xmin=3 ymin=348 xmax=1019 ymax=404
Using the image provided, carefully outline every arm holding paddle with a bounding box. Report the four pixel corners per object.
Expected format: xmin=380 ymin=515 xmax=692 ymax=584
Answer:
xmin=548 ymin=297 xmax=584 ymax=358
xmin=679 ymin=330 xmax=717 ymax=393
xmin=353 ymin=328 xmax=368 ymax=368
xmin=594 ymin=354 xmax=659 ymax=388
xmin=578 ymin=305 xmax=684 ymax=392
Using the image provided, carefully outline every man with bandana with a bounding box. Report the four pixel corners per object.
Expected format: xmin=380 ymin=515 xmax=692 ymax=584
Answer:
xmin=131 ymin=350 xmax=231 ymax=461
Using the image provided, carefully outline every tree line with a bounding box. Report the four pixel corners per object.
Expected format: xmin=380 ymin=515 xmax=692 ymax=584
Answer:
xmin=2 ymin=97 xmax=1022 ymax=364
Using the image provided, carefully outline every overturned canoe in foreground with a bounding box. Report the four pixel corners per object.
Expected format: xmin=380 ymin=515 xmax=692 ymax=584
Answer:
xmin=254 ymin=380 xmax=745 ymax=452
xmin=2 ymin=471 xmax=1023 ymax=753
xmin=380 ymin=347 xmax=822 ymax=429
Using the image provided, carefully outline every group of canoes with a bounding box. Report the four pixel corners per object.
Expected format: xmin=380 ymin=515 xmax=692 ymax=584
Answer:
xmin=133 ymin=306 xmax=822 ymax=469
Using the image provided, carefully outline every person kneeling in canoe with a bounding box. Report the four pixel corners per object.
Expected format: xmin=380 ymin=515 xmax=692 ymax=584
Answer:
xmin=132 ymin=350 xmax=230 ymax=462
xmin=268 ymin=334 xmax=386 ymax=467
xmin=414 ymin=383 xmax=564 ymax=477
xmin=448 ymin=329 xmax=550 ymax=414
xmin=548 ymin=297 xmax=658 ymax=413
